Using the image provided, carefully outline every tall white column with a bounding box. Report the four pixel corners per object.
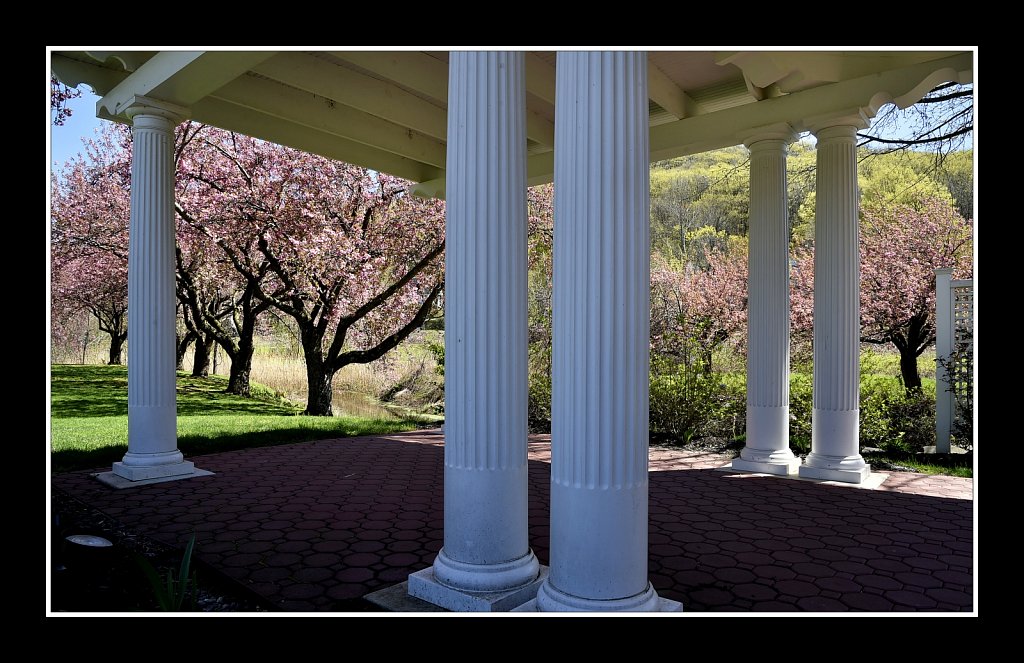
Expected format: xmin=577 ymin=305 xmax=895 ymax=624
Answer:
xmin=408 ymin=52 xmax=543 ymax=612
xmin=112 ymin=98 xmax=198 ymax=482
xmin=799 ymin=119 xmax=871 ymax=484
xmin=734 ymin=126 xmax=800 ymax=476
xmin=534 ymin=51 xmax=679 ymax=612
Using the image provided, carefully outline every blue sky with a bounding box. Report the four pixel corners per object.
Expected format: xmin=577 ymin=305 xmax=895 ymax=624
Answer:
xmin=51 ymin=89 xmax=104 ymax=169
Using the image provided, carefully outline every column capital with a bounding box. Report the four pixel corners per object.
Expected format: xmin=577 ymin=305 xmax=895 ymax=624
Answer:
xmin=118 ymin=95 xmax=190 ymax=125
xmin=804 ymin=108 xmax=871 ymax=137
xmin=740 ymin=122 xmax=797 ymax=149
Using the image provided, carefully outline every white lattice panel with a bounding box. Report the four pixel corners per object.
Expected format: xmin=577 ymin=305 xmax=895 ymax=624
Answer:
xmin=950 ymin=281 xmax=973 ymax=429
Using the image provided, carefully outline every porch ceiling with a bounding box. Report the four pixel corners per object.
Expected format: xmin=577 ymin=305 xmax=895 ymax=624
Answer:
xmin=51 ymin=49 xmax=972 ymax=196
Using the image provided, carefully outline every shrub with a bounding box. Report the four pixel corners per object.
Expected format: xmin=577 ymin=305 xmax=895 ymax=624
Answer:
xmin=787 ymin=364 xmax=936 ymax=455
xmin=859 ymin=370 xmax=936 ymax=453
xmin=649 ymin=350 xmax=745 ymax=444
xmin=528 ymin=370 xmax=552 ymax=433
xmin=788 ymin=372 xmax=813 ymax=455
xmin=527 ymin=343 xmax=552 ymax=433
xmin=886 ymin=390 xmax=937 ymax=452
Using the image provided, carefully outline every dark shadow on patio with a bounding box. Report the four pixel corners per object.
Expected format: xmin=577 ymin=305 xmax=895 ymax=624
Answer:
xmin=52 ymin=432 xmax=972 ymax=612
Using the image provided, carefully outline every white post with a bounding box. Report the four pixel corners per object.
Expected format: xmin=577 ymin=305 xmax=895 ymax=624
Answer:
xmin=799 ymin=118 xmax=871 ymax=484
xmin=733 ymin=125 xmax=799 ymax=475
xmin=407 ymin=51 xmax=543 ymax=612
xmin=111 ymin=98 xmax=199 ymax=482
xmin=934 ymin=268 xmax=954 ymax=454
xmin=534 ymin=51 xmax=680 ymax=612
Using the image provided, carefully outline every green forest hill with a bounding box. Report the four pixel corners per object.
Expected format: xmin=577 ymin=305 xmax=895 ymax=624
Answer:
xmin=649 ymin=142 xmax=972 ymax=263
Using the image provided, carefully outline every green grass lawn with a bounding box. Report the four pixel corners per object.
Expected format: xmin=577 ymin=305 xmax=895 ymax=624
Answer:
xmin=50 ymin=364 xmax=439 ymax=473
xmin=890 ymin=459 xmax=972 ymax=478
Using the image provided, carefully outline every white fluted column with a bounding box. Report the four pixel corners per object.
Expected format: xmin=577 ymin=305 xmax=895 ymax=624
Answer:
xmin=734 ymin=126 xmax=800 ymax=476
xmin=799 ymin=119 xmax=871 ymax=484
xmin=534 ymin=51 xmax=679 ymax=612
xmin=111 ymin=98 xmax=198 ymax=482
xmin=407 ymin=52 xmax=543 ymax=612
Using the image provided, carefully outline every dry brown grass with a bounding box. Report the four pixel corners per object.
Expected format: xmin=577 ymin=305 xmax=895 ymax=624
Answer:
xmin=179 ymin=330 xmax=441 ymax=415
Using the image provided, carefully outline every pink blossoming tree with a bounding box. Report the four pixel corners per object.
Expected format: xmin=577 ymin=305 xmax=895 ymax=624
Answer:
xmin=51 ymin=127 xmax=132 ymax=365
xmin=177 ymin=129 xmax=445 ymax=415
xmin=791 ymin=197 xmax=973 ymax=392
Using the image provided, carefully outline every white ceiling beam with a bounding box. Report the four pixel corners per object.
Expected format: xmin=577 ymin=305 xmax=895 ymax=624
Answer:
xmin=192 ymin=97 xmax=442 ymax=184
xmin=331 ymin=51 xmax=556 ymax=146
xmin=409 ymin=150 xmax=554 ymax=199
xmin=524 ymin=53 xmax=556 ymax=105
xmin=212 ymin=74 xmax=447 ymax=168
xmin=647 ymin=63 xmax=697 ymax=119
xmin=97 ymin=51 xmax=276 ymax=118
xmin=526 ymin=110 xmax=555 ymax=146
xmin=252 ymin=52 xmax=447 ymax=141
xmin=649 ymin=52 xmax=973 ymax=161
xmin=539 ymin=53 xmax=969 ymax=181
xmin=331 ymin=51 xmax=448 ymax=100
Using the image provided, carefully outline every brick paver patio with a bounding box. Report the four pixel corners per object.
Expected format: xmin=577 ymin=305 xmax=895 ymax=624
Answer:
xmin=52 ymin=430 xmax=973 ymax=612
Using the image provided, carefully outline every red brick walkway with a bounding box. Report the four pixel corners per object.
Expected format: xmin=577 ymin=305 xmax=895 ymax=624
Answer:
xmin=52 ymin=431 xmax=974 ymax=612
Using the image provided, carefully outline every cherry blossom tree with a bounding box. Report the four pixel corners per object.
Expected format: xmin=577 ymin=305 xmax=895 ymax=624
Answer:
xmin=52 ymin=250 xmax=129 ymax=365
xmin=50 ymin=126 xmax=132 ymax=364
xmin=170 ymin=122 xmax=273 ymax=392
xmin=650 ymin=245 xmax=749 ymax=367
xmin=177 ymin=129 xmax=445 ymax=415
xmin=791 ymin=197 xmax=973 ymax=392
xmin=50 ymin=76 xmax=81 ymax=126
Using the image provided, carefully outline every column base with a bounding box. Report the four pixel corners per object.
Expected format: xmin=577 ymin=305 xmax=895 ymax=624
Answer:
xmin=98 ymin=463 xmax=212 ymax=489
xmin=408 ymin=564 xmax=548 ymax=612
xmin=798 ymin=463 xmax=871 ymax=484
xmin=731 ymin=457 xmax=801 ymax=476
xmin=111 ymin=459 xmax=196 ymax=481
xmin=522 ymin=580 xmax=682 ymax=612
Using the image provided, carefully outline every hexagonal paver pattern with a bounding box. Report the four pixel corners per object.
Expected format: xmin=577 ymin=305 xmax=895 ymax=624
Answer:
xmin=52 ymin=431 xmax=973 ymax=612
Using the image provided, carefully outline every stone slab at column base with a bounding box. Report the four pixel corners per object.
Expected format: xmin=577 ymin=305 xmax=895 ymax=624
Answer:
xmin=407 ymin=565 xmax=549 ymax=612
xmin=364 ymin=582 xmax=445 ymax=612
xmin=798 ymin=464 xmax=871 ymax=484
xmin=513 ymin=582 xmax=682 ymax=612
xmin=97 ymin=462 xmax=212 ymax=489
xmin=730 ymin=457 xmax=801 ymax=476
xmin=717 ymin=464 xmax=888 ymax=489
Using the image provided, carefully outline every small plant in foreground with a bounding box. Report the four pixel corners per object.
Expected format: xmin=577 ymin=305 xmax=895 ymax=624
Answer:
xmin=135 ymin=533 xmax=198 ymax=611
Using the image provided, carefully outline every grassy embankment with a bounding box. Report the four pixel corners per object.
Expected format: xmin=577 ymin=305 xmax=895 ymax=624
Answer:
xmin=50 ymin=364 xmax=439 ymax=473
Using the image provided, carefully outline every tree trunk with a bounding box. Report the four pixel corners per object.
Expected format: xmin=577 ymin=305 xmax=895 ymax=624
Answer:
xmin=108 ymin=333 xmax=126 ymax=365
xmin=176 ymin=331 xmax=196 ymax=371
xmin=899 ymin=348 xmax=923 ymax=394
xmin=81 ymin=327 xmax=90 ymax=365
xmin=226 ymin=342 xmax=254 ymax=397
xmin=304 ymin=359 xmax=335 ymax=416
xmin=192 ymin=333 xmax=215 ymax=377
xmin=897 ymin=311 xmax=929 ymax=395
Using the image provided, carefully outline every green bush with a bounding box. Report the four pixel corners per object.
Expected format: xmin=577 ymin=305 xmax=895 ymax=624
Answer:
xmin=788 ymin=372 xmax=813 ymax=455
xmin=859 ymin=374 xmax=901 ymax=450
xmin=787 ymin=363 xmax=936 ymax=455
xmin=886 ymin=391 xmax=937 ymax=451
xmin=425 ymin=340 xmax=444 ymax=377
xmin=859 ymin=372 xmax=936 ymax=452
xmin=527 ymin=342 xmax=552 ymax=433
xmin=649 ymin=353 xmax=744 ymax=444
xmin=527 ymin=371 xmax=552 ymax=433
